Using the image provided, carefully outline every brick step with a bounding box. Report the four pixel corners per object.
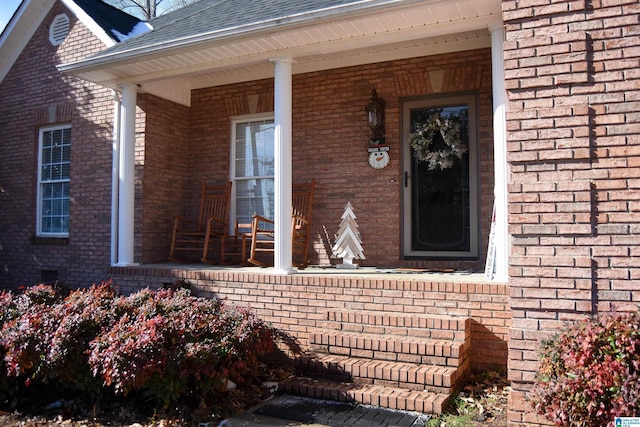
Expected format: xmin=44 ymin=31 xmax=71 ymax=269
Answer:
xmin=279 ymin=376 xmax=452 ymax=414
xmin=309 ymin=328 xmax=469 ymax=367
xmin=295 ymin=353 xmax=467 ymax=393
xmin=324 ymin=310 xmax=470 ymax=341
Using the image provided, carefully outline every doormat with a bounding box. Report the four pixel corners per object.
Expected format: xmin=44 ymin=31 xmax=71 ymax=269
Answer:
xmin=254 ymin=394 xmax=430 ymax=427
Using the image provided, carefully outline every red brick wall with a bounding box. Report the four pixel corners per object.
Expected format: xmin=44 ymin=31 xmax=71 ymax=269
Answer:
xmin=178 ymin=48 xmax=496 ymax=270
xmin=0 ymin=2 xmax=115 ymax=288
xmin=137 ymin=95 xmax=190 ymax=264
xmin=503 ymin=0 xmax=640 ymax=425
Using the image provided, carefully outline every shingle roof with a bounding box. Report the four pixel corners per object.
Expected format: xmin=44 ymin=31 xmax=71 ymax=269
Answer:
xmin=91 ymin=0 xmax=383 ymax=56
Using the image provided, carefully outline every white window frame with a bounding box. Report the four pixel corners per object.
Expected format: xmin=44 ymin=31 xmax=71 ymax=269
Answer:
xmin=229 ymin=113 xmax=275 ymax=231
xmin=37 ymin=124 xmax=71 ymax=237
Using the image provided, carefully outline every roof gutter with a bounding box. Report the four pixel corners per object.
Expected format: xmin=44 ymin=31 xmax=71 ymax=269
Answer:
xmin=59 ymin=0 xmax=438 ymax=74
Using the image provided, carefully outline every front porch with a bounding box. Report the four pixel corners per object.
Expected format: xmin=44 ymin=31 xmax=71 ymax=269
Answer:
xmin=63 ymin=0 xmax=513 ymax=413
xmin=59 ymin=0 xmax=510 ymax=284
xmin=109 ymin=263 xmax=509 ymax=413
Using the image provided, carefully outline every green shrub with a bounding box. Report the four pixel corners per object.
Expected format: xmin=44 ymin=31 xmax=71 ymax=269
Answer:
xmin=529 ymin=311 xmax=640 ymax=427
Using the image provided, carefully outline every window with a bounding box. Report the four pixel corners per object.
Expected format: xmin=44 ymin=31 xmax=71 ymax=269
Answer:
xmin=230 ymin=114 xmax=275 ymax=228
xmin=37 ymin=125 xmax=71 ymax=237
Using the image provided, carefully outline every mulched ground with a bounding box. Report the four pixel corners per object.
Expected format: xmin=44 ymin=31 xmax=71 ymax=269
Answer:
xmin=0 ymin=360 xmax=291 ymax=427
xmin=443 ymin=370 xmax=510 ymax=427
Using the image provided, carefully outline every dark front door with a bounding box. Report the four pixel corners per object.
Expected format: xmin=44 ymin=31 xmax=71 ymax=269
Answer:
xmin=402 ymin=94 xmax=479 ymax=259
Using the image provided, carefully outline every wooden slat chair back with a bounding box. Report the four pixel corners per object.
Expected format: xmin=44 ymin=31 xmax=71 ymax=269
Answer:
xmin=169 ymin=182 xmax=232 ymax=263
xmin=248 ymin=179 xmax=316 ymax=268
xmin=291 ymin=179 xmax=315 ymax=267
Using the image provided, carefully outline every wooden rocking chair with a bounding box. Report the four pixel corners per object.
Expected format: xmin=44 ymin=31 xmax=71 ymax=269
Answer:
xmin=169 ymin=182 xmax=232 ymax=263
xmin=248 ymin=179 xmax=316 ymax=268
xmin=219 ymin=221 xmax=253 ymax=265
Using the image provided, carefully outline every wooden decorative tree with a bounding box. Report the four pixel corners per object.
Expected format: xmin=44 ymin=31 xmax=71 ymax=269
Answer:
xmin=332 ymin=202 xmax=365 ymax=269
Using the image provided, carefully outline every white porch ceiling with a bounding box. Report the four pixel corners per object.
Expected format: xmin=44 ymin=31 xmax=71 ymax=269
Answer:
xmin=62 ymin=0 xmax=502 ymax=105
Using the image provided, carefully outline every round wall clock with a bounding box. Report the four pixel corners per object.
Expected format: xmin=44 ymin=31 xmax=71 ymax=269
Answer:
xmin=368 ymin=150 xmax=390 ymax=169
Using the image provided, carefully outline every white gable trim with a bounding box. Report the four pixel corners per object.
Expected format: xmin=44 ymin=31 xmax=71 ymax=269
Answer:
xmin=0 ymin=0 xmax=56 ymax=83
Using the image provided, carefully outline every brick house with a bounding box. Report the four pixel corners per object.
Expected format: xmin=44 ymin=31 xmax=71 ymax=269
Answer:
xmin=0 ymin=0 xmax=638 ymax=425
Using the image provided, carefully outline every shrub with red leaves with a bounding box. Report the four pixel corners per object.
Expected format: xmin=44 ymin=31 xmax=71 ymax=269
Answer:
xmin=0 ymin=289 xmax=23 ymax=400
xmin=45 ymin=283 xmax=118 ymax=391
xmin=87 ymin=287 xmax=292 ymax=409
xmin=529 ymin=311 xmax=640 ymax=427
xmin=0 ymin=285 xmax=63 ymax=379
xmin=0 ymin=283 xmax=116 ymax=392
xmin=0 ymin=283 xmax=297 ymax=415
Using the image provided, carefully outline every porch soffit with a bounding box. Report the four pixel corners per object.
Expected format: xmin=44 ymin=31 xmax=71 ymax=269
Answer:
xmin=61 ymin=0 xmax=501 ymax=105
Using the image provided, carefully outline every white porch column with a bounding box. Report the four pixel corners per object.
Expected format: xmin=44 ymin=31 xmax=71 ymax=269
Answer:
xmin=110 ymin=90 xmax=121 ymax=265
xmin=490 ymin=24 xmax=509 ymax=283
xmin=270 ymin=57 xmax=295 ymax=274
xmin=115 ymin=83 xmax=137 ymax=266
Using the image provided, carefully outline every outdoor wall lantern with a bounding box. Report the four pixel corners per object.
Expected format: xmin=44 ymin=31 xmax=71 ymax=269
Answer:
xmin=365 ymin=89 xmax=390 ymax=169
xmin=365 ymin=89 xmax=385 ymax=145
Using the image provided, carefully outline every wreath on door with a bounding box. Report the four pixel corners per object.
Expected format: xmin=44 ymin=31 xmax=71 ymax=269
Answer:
xmin=409 ymin=110 xmax=466 ymax=171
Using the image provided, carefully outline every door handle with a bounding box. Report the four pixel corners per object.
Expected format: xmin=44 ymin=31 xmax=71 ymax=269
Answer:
xmin=404 ymin=171 xmax=409 ymax=187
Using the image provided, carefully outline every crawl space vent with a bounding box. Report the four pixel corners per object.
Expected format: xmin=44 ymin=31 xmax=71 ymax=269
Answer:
xmin=49 ymin=14 xmax=70 ymax=46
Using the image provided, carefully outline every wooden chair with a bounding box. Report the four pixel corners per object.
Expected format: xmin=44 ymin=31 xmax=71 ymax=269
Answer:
xmin=169 ymin=182 xmax=232 ymax=263
xmin=248 ymin=179 xmax=315 ymax=268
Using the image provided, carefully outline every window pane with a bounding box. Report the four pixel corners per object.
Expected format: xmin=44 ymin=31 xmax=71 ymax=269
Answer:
xmin=53 ymin=199 xmax=63 ymax=215
xmin=235 ymin=178 xmax=274 ymax=225
xmin=235 ymin=120 xmax=274 ymax=178
xmin=42 ymin=198 xmax=52 ymax=216
xmin=52 ymin=145 xmax=62 ymax=163
xmin=62 ymin=182 xmax=68 ymax=199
